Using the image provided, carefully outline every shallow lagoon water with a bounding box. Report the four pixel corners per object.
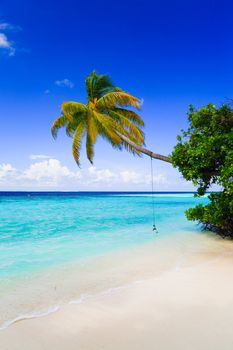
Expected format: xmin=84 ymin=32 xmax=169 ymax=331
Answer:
xmin=0 ymin=192 xmax=207 ymax=278
xmin=0 ymin=192 xmax=213 ymax=328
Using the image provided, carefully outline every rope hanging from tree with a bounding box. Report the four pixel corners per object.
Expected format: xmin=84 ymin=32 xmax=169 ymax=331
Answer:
xmin=150 ymin=156 xmax=158 ymax=233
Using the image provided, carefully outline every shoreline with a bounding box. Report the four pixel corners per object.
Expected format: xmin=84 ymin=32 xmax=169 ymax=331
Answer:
xmin=0 ymin=230 xmax=227 ymax=329
xmin=0 ymin=233 xmax=181 ymax=330
xmin=1 ymin=230 xmax=233 ymax=340
xmin=0 ymin=279 xmax=144 ymax=332
xmin=1 ymin=250 xmax=233 ymax=349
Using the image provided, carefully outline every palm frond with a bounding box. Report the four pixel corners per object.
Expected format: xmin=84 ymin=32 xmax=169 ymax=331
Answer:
xmin=85 ymin=71 xmax=119 ymax=100
xmin=113 ymin=108 xmax=145 ymax=126
xmin=72 ymin=122 xmax=86 ymax=166
xmin=92 ymin=110 xmax=122 ymax=147
xmin=86 ymin=112 xmax=98 ymax=163
xmin=85 ymin=70 xmax=97 ymax=99
xmin=109 ymin=111 xmax=144 ymax=144
xmin=66 ymin=122 xmax=76 ymax=138
xmin=96 ymin=92 xmax=140 ymax=110
xmin=51 ymin=115 xmax=68 ymax=139
xmin=94 ymin=74 xmax=114 ymax=95
xmin=52 ymin=71 xmax=146 ymax=164
xmin=65 ymin=118 xmax=84 ymax=138
xmin=62 ymin=102 xmax=87 ymax=122
xmin=120 ymin=139 xmax=143 ymax=156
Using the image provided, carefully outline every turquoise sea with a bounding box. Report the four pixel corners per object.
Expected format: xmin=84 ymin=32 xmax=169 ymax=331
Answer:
xmin=0 ymin=192 xmax=207 ymax=279
xmin=0 ymin=192 xmax=212 ymax=328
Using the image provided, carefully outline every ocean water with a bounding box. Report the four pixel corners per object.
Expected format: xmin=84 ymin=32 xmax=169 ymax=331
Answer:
xmin=0 ymin=192 xmax=207 ymax=279
xmin=0 ymin=192 xmax=214 ymax=328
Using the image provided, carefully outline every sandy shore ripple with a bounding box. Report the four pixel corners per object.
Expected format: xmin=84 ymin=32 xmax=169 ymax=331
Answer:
xmin=1 ymin=236 xmax=233 ymax=350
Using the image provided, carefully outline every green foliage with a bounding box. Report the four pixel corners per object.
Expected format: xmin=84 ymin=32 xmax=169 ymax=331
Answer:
xmin=51 ymin=71 xmax=144 ymax=166
xmin=172 ymin=103 xmax=233 ymax=236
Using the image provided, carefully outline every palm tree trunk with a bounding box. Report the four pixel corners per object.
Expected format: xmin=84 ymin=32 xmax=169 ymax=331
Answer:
xmin=117 ymin=132 xmax=172 ymax=163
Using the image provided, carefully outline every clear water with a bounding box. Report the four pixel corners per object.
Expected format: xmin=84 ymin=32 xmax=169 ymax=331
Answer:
xmin=0 ymin=192 xmax=213 ymax=328
xmin=0 ymin=192 xmax=207 ymax=280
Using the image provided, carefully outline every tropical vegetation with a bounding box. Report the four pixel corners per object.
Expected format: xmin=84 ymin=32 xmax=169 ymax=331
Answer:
xmin=172 ymin=104 xmax=233 ymax=236
xmin=51 ymin=71 xmax=170 ymax=166
xmin=52 ymin=72 xmax=233 ymax=237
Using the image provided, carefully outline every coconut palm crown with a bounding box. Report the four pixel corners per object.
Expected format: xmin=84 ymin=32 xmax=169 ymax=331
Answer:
xmin=51 ymin=71 xmax=145 ymax=166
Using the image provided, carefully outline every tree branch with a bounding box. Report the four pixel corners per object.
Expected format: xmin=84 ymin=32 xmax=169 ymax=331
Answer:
xmin=117 ymin=132 xmax=172 ymax=163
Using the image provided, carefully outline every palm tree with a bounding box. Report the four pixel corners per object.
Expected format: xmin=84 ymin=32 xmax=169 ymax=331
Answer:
xmin=51 ymin=71 xmax=171 ymax=166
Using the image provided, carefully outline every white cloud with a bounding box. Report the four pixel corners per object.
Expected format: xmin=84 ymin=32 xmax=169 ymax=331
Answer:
xmin=120 ymin=170 xmax=145 ymax=184
xmin=0 ymin=158 xmax=193 ymax=191
xmin=139 ymin=98 xmax=144 ymax=106
xmin=0 ymin=159 xmax=81 ymax=188
xmin=0 ymin=20 xmax=22 ymax=56
xmin=44 ymin=89 xmax=50 ymax=94
xmin=0 ymin=163 xmax=16 ymax=179
xmin=88 ymin=166 xmax=116 ymax=183
xmin=119 ymin=170 xmax=168 ymax=185
xmin=23 ymin=159 xmax=81 ymax=182
xmin=0 ymin=33 xmax=15 ymax=56
xmin=0 ymin=33 xmax=10 ymax=48
xmin=30 ymin=154 xmax=51 ymax=160
xmin=147 ymin=173 xmax=169 ymax=185
xmin=0 ymin=22 xmax=21 ymax=31
xmin=87 ymin=167 xmax=169 ymax=187
xmin=55 ymin=79 xmax=74 ymax=88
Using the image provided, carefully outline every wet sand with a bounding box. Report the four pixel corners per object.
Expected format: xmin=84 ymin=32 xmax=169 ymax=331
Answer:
xmin=1 ymin=233 xmax=233 ymax=350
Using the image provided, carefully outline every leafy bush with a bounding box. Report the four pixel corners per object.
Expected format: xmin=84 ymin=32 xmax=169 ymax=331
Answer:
xmin=172 ymin=104 xmax=233 ymax=236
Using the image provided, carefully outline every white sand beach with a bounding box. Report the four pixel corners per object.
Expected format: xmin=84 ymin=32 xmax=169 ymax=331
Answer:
xmin=1 ymin=232 xmax=233 ymax=350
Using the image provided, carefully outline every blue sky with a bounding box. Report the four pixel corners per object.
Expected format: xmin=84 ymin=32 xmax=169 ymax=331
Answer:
xmin=0 ymin=0 xmax=232 ymax=191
